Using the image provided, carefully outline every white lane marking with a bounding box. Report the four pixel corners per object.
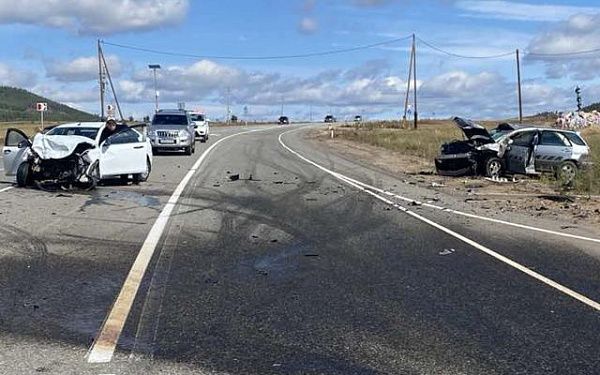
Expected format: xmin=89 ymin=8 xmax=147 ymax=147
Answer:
xmin=87 ymin=127 xmax=276 ymax=364
xmin=278 ymin=130 xmax=600 ymax=312
xmin=0 ymin=186 xmax=13 ymax=193
xmin=332 ymin=173 xmax=600 ymax=244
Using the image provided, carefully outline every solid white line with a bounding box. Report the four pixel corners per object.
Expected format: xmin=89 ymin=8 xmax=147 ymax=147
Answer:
xmin=333 ymin=173 xmax=600 ymax=244
xmin=0 ymin=186 xmax=13 ymax=193
xmin=278 ymin=129 xmax=600 ymax=312
xmin=87 ymin=127 xmax=275 ymax=364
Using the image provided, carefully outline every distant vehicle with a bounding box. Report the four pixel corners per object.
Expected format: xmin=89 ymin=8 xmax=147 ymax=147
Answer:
xmin=189 ymin=111 xmax=209 ymax=143
xmin=354 ymin=115 xmax=362 ymax=123
xmin=148 ymin=109 xmax=196 ymax=155
xmin=3 ymin=122 xmax=152 ymax=189
xmin=278 ymin=116 xmax=289 ymax=125
xmin=324 ymin=115 xmax=336 ymax=123
xmin=435 ymin=117 xmax=591 ymax=183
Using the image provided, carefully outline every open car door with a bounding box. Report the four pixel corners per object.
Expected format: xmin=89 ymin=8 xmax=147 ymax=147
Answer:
xmin=99 ymin=126 xmax=147 ymax=177
xmin=3 ymin=128 xmax=30 ymax=176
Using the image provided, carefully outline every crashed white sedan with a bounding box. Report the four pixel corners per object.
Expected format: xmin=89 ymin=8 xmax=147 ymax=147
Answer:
xmin=3 ymin=122 xmax=153 ymax=189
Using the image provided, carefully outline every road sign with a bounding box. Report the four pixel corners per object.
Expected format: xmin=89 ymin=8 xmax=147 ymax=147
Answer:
xmin=36 ymin=102 xmax=48 ymax=112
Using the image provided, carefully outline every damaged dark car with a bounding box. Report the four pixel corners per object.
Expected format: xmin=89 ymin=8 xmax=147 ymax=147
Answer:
xmin=435 ymin=117 xmax=591 ymax=182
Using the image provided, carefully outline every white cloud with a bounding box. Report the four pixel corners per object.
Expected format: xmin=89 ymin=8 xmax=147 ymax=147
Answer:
xmin=526 ymin=13 xmax=600 ymax=80
xmin=299 ymin=17 xmax=318 ymax=34
xmin=456 ymin=1 xmax=600 ymax=22
xmin=0 ymin=0 xmax=189 ymax=35
xmin=46 ymin=55 xmax=122 ymax=82
xmin=0 ymin=63 xmax=37 ymax=87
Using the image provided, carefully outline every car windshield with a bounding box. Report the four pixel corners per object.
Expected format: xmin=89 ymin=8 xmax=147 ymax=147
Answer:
xmin=190 ymin=114 xmax=205 ymax=122
xmin=152 ymin=115 xmax=188 ymax=126
xmin=489 ymin=130 xmax=507 ymax=141
xmin=46 ymin=127 xmax=99 ymax=140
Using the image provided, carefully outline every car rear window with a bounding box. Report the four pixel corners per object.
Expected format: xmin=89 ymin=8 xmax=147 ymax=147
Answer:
xmin=46 ymin=127 xmax=99 ymax=140
xmin=563 ymin=132 xmax=586 ymax=146
xmin=190 ymin=114 xmax=205 ymax=122
xmin=152 ymin=115 xmax=188 ymax=126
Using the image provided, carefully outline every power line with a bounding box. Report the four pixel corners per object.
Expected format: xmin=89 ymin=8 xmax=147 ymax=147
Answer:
xmin=416 ymin=37 xmax=515 ymax=59
xmin=527 ymin=46 xmax=600 ymax=57
xmin=101 ymin=36 xmax=413 ymax=61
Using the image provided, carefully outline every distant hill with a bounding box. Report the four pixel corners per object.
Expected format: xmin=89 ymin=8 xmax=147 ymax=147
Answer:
xmin=582 ymin=102 xmax=600 ymax=112
xmin=0 ymin=86 xmax=98 ymax=122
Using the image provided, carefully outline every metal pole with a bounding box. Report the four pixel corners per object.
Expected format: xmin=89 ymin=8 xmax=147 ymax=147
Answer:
xmin=98 ymin=40 xmax=105 ymax=120
xmin=153 ymin=69 xmax=159 ymax=112
xmin=412 ymin=33 xmax=418 ymax=130
xmin=40 ymin=110 xmax=44 ymax=130
xmin=516 ymin=49 xmax=523 ymax=123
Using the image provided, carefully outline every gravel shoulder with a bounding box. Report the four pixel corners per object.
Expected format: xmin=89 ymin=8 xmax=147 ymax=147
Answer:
xmin=308 ymin=128 xmax=600 ymax=229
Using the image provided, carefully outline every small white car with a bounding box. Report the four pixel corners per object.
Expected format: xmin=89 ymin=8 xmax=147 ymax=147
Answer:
xmin=3 ymin=122 xmax=153 ymax=184
xmin=189 ymin=112 xmax=210 ymax=143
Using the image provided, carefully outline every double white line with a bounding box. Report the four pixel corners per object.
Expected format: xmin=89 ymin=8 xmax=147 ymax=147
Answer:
xmin=278 ymin=129 xmax=600 ymax=312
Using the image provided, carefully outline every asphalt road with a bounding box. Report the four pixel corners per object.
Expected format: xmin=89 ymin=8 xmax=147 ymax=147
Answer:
xmin=0 ymin=124 xmax=598 ymax=374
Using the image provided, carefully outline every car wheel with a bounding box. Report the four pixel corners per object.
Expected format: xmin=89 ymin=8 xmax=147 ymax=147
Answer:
xmin=556 ymin=161 xmax=577 ymax=185
xmin=16 ymin=162 xmax=31 ymax=187
xmin=485 ymin=156 xmax=503 ymax=178
xmin=120 ymin=174 xmax=129 ymax=184
xmin=185 ymin=146 xmax=192 ymax=155
xmin=133 ymin=159 xmax=151 ymax=184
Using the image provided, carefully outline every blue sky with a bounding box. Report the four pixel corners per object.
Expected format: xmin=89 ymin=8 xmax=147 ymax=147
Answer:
xmin=2 ymin=0 xmax=600 ymax=120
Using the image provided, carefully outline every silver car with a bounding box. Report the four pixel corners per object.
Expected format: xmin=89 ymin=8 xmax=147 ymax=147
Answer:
xmin=436 ymin=118 xmax=591 ymax=182
xmin=148 ymin=109 xmax=196 ymax=155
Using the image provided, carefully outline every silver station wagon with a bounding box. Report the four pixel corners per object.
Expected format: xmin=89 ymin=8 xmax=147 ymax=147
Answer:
xmin=436 ymin=117 xmax=591 ymax=182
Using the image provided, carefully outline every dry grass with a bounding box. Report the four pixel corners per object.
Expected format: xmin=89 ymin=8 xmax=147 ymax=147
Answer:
xmin=335 ymin=120 xmax=600 ymax=194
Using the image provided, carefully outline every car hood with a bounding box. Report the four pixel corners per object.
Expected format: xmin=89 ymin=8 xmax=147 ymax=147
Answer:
xmin=32 ymin=133 xmax=96 ymax=160
xmin=453 ymin=117 xmax=494 ymax=144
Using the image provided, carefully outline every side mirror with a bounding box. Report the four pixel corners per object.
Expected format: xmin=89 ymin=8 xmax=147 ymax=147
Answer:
xmin=103 ymin=137 xmax=112 ymax=147
xmin=507 ymin=139 xmax=514 ymax=145
xmin=17 ymin=140 xmax=29 ymax=149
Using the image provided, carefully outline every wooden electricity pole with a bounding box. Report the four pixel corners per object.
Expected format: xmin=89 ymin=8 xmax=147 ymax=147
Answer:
xmin=402 ymin=41 xmax=414 ymax=129
xmin=412 ymin=34 xmax=418 ymax=129
xmin=516 ymin=49 xmax=523 ymax=123
xmin=98 ymin=40 xmax=105 ymax=120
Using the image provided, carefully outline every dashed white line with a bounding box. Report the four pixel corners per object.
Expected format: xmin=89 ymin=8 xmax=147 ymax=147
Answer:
xmin=87 ymin=127 xmax=275 ymax=364
xmin=279 ymin=129 xmax=600 ymax=312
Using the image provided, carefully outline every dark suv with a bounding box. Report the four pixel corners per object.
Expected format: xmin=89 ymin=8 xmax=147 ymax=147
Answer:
xmin=148 ymin=109 xmax=196 ymax=155
xmin=324 ymin=115 xmax=336 ymax=123
xmin=278 ymin=116 xmax=289 ymax=125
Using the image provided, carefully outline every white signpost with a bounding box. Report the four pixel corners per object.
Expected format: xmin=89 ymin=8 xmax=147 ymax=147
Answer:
xmin=36 ymin=102 xmax=48 ymax=129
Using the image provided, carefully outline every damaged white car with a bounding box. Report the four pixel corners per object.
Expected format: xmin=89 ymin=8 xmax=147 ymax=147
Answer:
xmin=3 ymin=122 xmax=153 ymax=190
xmin=435 ymin=117 xmax=591 ymax=182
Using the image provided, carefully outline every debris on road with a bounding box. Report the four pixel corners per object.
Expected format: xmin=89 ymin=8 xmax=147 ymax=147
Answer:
xmin=439 ymin=248 xmax=456 ymax=256
xmin=229 ymin=174 xmax=240 ymax=181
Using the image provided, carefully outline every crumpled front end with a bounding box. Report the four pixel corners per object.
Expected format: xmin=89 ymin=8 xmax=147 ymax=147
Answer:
xmin=32 ymin=134 xmax=96 ymax=160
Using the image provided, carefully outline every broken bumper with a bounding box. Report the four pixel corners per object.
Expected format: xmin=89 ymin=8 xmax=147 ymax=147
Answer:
xmin=435 ymin=153 xmax=476 ymax=176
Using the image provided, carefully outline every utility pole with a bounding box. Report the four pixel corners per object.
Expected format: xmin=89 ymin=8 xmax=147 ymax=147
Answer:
xmin=309 ymin=103 xmax=313 ymax=122
xmin=148 ymin=64 xmax=161 ymax=112
xmin=516 ymin=49 xmax=523 ymax=123
xmin=412 ymin=33 xmax=418 ymax=130
xmin=280 ymin=94 xmax=284 ymax=116
xmin=402 ymin=39 xmax=414 ymax=129
xmin=102 ymin=51 xmax=123 ymax=121
xmin=226 ymin=87 xmax=231 ymax=125
xmin=98 ymin=40 xmax=106 ymax=120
